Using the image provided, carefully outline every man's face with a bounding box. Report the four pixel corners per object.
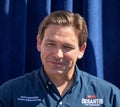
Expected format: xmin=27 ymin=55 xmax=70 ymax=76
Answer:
xmin=37 ymin=25 xmax=86 ymax=76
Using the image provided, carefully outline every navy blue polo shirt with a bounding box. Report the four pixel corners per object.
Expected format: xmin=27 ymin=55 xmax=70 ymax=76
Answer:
xmin=0 ymin=65 xmax=120 ymax=107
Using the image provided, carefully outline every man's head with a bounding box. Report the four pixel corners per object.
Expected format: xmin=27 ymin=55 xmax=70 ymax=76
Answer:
xmin=37 ymin=10 xmax=88 ymax=77
xmin=38 ymin=10 xmax=88 ymax=48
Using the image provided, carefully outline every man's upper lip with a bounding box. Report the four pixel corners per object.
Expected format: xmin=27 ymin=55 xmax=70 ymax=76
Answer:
xmin=49 ymin=61 xmax=64 ymax=64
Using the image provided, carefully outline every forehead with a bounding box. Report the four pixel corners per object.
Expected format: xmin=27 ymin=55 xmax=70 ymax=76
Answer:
xmin=43 ymin=24 xmax=79 ymax=42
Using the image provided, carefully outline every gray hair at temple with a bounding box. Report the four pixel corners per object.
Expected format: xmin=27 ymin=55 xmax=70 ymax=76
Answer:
xmin=38 ymin=10 xmax=88 ymax=47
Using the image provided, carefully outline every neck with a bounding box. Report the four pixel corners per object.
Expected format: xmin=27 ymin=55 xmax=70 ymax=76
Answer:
xmin=49 ymin=72 xmax=75 ymax=96
xmin=57 ymin=76 xmax=74 ymax=96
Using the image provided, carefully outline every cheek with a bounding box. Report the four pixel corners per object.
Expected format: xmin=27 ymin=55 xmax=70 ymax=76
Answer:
xmin=64 ymin=53 xmax=77 ymax=63
xmin=40 ymin=47 xmax=52 ymax=60
xmin=66 ymin=50 xmax=79 ymax=59
xmin=65 ymin=53 xmax=79 ymax=67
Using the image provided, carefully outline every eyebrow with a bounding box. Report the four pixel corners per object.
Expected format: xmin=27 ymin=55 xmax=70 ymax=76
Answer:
xmin=45 ymin=39 xmax=56 ymax=43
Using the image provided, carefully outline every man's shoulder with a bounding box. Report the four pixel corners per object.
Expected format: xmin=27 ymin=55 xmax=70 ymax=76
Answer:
xmin=78 ymin=69 xmax=120 ymax=93
xmin=0 ymin=69 xmax=40 ymax=90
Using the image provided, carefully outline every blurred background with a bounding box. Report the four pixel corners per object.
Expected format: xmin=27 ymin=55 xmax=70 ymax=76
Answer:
xmin=0 ymin=0 xmax=120 ymax=89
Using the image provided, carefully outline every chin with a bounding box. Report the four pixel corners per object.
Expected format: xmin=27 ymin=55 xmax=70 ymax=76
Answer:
xmin=48 ymin=68 xmax=67 ymax=75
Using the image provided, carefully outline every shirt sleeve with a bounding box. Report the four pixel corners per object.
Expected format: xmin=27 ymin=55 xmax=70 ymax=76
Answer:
xmin=111 ymin=85 xmax=120 ymax=107
xmin=0 ymin=83 xmax=12 ymax=107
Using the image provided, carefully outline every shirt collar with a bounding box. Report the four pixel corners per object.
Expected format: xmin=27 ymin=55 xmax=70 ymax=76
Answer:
xmin=39 ymin=66 xmax=50 ymax=86
xmin=75 ymin=65 xmax=81 ymax=82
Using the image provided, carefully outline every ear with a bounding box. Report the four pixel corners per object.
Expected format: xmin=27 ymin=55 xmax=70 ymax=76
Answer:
xmin=77 ymin=42 xmax=86 ymax=59
xmin=36 ymin=34 xmax=41 ymax=52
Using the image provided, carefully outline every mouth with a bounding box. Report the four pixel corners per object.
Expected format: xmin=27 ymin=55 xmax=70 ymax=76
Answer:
xmin=50 ymin=61 xmax=64 ymax=65
xmin=49 ymin=61 xmax=65 ymax=66
xmin=46 ymin=60 xmax=67 ymax=71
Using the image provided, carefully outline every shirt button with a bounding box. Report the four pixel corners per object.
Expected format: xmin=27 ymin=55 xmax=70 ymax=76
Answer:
xmin=46 ymin=85 xmax=49 ymax=89
xmin=59 ymin=101 xmax=63 ymax=105
xmin=48 ymin=81 xmax=51 ymax=85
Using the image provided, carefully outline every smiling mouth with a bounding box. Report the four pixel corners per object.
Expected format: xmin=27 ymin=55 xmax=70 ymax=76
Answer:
xmin=51 ymin=62 xmax=63 ymax=65
xmin=49 ymin=61 xmax=64 ymax=66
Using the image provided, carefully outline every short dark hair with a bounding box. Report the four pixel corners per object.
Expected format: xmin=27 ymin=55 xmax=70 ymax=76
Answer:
xmin=38 ymin=10 xmax=88 ymax=47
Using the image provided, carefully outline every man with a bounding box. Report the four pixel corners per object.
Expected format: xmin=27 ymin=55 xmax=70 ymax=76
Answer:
xmin=0 ymin=10 xmax=120 ymax=107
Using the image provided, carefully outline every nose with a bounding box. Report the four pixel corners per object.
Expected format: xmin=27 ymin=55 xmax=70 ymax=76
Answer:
xmin=54 ymin=48 xmax=64 ymax=58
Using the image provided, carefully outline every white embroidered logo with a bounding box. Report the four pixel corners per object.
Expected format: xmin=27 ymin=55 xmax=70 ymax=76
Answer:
xmin=18 ymin=96 xmax=41 ymax=102
xmin=81 ymin=95 xmax=104 ymax=106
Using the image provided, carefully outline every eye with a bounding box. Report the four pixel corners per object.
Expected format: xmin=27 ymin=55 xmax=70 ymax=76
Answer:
xmin=63 ymin=45 xmax=74 ymax=50
xmin=46 ymin=42 xmax=56 ymax=46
